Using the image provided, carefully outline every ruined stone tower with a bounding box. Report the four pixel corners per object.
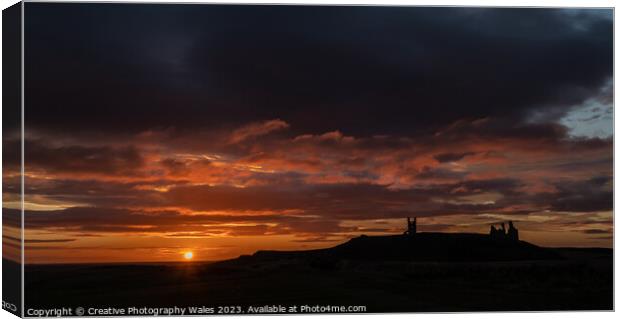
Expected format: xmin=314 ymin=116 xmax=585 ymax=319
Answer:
xmin=404 ymin=217 xmax=417 ymax=237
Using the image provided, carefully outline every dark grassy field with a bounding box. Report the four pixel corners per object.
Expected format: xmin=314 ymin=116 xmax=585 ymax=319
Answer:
xmin=23 ymin=246 xmax=612 ymax=313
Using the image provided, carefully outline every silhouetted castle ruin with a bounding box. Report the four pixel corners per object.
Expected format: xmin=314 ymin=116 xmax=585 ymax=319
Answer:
xmin=250 ymin=218 xmax=554 ymax=264
xmin=489 ymin=221 xmax=519 ymax=241
xmin=404 ymin=217 xmax=417 ymax=237
xmin=403 ymin=217 xmax=519 ymax=242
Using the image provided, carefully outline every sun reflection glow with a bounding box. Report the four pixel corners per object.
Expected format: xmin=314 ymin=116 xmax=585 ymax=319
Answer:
xmin=183 ymin=251 xmax=194 ymax=260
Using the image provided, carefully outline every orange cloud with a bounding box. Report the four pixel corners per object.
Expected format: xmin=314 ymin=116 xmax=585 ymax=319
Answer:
xmin=228 ymin=119 xmax=290 ymax=144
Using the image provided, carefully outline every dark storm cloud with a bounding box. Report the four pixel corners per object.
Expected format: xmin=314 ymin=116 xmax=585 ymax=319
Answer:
xmin=15 ymin=207 xmax=281 ymax=230
xmin=582 ymin=229 xmax=611 ymax=234
xmin=414 ymin=166 xmax=469 ymax=180
xmin=25 ymin=4 xmax=612 ymax=136
xmin=436 ymin=119 xmax=570 ymax=142
xmin=19 ymin=175 xmax=522 ymax=219
xmin=12 ymin=174 xmax=610 ymax=237
xmin=147 ymin=178 xmax=524 ymax=219
xmin=434 ymin=152 xmax=476 ymax=163
xmin=489 ymin=176 xmax=613 ymax=213
xmin=27 ymin=141 xmax=144 ymax=175
xmin=547 ymin=176 xmax=613 ymax=212
xmin=16 ymin=178 xmax=193 ymax=209
xmin=3 ymin=139 xmax=145 ymax=175
xmin=13 ymin=207 xmax=350 ymax=237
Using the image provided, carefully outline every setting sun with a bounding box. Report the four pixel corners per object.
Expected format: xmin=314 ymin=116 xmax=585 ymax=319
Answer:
xmin=183 ymin=251 xmax=194 ymax=260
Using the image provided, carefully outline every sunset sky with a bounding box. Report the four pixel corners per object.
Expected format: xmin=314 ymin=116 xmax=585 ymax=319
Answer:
xmin=2 ymin=4 xmax=613 ymax=263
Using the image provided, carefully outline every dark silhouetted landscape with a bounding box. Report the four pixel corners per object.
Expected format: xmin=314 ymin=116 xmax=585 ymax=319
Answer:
xmin=23 ymin=231 xmax=613 ymax=313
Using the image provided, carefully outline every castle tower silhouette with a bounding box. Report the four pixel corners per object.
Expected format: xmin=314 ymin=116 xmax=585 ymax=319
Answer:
xmin=489 ymin=220 xmax=519 ymax=241
xmin=404 ymin=217 xmax=417 ymax=237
